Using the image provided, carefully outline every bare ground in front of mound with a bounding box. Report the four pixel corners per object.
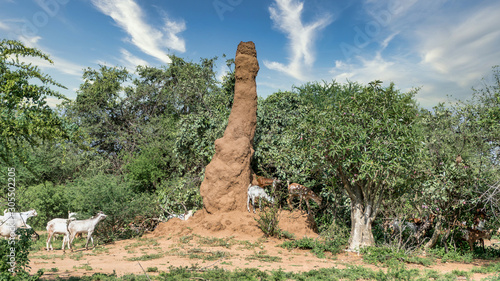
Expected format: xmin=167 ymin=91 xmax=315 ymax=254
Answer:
xmin=28 ymin=210 xmax=500 ymax=280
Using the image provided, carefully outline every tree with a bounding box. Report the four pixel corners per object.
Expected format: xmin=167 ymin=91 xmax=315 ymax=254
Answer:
xmin=69 ymin=65 xmax=130 ymax=158
xmin=0 ymin=39 xmax=69 ymax=163
xmin=418 ymin=67 xmax=500 ymax=249
xmin=301 ymin=81 xmax=422 ymax=251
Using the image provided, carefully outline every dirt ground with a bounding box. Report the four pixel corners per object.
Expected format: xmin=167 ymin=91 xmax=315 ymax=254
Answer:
xmin=28 ymin=210 xmax=500 ymax=280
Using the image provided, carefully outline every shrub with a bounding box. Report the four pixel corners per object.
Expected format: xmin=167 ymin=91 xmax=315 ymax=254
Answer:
xmin=65 ymin=174 xmax=162 ymax=242
xmin=361 ymin=246 xmax=434 ymax=267
xmin=16 ymin=182 xmax=69 ymax=229
xmin=157 ymin=175 xmax=202 ymax=218
xmin=254 ymin=185 xmax=293 ymax=239
xmin=0 ymin=228 xmax=43 ymax=281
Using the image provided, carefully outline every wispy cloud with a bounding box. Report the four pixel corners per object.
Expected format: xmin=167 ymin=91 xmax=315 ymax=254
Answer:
xmin=264 ymin=0 xmax=333 ymax=81
xmin=8 ymin=36 xmax=84 ymax=77
xmin=416 ymin=3 xmax=500 ymax=87
xmin=18 ymin=51 xmax=84 ymax=77
xmin=329 ymin=0 xmax=500 ymax=108
xmin=119 ymin=49 xmax=149 ymax=71
xmin=0 ymin=21 xmax=8 ymax=31
xmin=91 ymin=0 xmax=186 ymax=64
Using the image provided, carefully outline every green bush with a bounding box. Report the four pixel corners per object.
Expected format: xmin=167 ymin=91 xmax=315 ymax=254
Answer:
xmin=361 ymin=246 xmax=434 ymax=267
xmin=16 ymin=182 xmax=69 ymax=229
xmin=0 ymin=229 xmax=43 ymax=281
xmin=18 ymin=174 xmax=161 ymax=242
xmin=253 ymin=185 xmax=293 ymax=239
xmin=64 ymin=174 xmax=162 ymax=242
xmin=157 ymin=175 xmax=202 ymax=217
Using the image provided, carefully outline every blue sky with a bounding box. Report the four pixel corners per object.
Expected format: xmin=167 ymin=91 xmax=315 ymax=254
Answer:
xmin=1 ymin=0 xmax=499 ymax=109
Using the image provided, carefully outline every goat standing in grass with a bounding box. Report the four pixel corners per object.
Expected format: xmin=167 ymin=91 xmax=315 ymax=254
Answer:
xmin=247 ymin=184 xmax=274 ymax=213
xmin=46 ymin=212 xmax=77 ymax=251
xmin=68 ymin=211 xmax=107 ymax=250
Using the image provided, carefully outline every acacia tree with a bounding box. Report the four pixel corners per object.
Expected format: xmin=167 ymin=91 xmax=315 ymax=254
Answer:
xmin=0 ymin=39 xmax=69 ymax=163
xmin=300 ymin=81 xmax=422 ymax=250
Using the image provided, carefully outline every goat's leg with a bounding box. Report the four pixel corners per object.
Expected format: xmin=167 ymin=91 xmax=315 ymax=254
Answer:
xmin=46 ymin=232 xmax=53 ymax=251
xmin=247 ymin=195 xmax=251 ymax=212
xmin=85 ymin=232 xmax=91 ymax=250
xmin=252 ymin=197 xmax=256 ymax=213
xmin=62 ymin=235 xmax=66 ymax=252
xmin=69 ymin=233 xmax=76 ymax=252
xmin=287 ymin=195 xmax=293 ymax=210
xmin=62 ymin=234 xmax=71 ymax=251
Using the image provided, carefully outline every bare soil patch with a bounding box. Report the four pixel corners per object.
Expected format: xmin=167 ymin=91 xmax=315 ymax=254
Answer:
xmin=29 ymin=211 xmax=499 ymax=280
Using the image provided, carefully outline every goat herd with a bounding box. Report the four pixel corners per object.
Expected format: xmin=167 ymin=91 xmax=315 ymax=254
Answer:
xmin=0 ymin=209 xmax=107 ymax=252
xmin=247 ymin=177 xmax=322 ymax=214
xmin=2 ymin=176 xmax=498 ymax=253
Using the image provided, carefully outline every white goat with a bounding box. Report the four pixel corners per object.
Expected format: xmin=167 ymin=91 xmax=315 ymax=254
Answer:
xmin=166 ymin=210 xmax=194 ymax=221
xmin=46 ymin=212 xmax=77 ymax=251
xmin=0 ymin=209 xmax=38 ymax=238
xmin=247 ymin=184 xmax=274 ymax=213
xmin=68 ymin=211 xmax=107 ymax=250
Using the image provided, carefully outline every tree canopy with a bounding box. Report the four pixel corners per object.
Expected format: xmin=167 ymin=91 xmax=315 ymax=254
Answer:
xmin=0 ymin=39 xmax=69 ymax=163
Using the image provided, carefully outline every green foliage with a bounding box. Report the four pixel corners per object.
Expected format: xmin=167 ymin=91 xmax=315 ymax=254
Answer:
xmin=18 ymin=174 xmax=161 ymax=240
xmin=297 ymin=81 xmax=422 ymax=248
xmin=361 ymin=246 xmax=434 ymax=267
xmin=16 ymin=181 xmax=69 ymax=228
xmin=0 ymin=40 xmax=69 ymax=164
xmin=157 ymin=176 xmax=203 ymax=217
xmin=280 ymin=222 xmax=349 ymax=258
xmin=254 ymin=201 xmax=281 ymax=238
xmin=0 ymin=229 xmax=43 ymax=281
xmin=253 ymin=185 xmax=293 ymax=239
xmin=65 ymin=174 xmax=161 ymax=242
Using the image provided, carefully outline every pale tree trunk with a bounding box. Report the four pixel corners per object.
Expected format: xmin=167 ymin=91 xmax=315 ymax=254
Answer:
xmin=424 ymin=215 xmax=443 ymax=250
xmin=348 ymin=200 xmax=376 ymax=251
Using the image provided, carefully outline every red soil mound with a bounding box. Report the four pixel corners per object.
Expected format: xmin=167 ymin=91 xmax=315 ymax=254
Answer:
xmin=152 ymin=209 xmax=318 ymax=240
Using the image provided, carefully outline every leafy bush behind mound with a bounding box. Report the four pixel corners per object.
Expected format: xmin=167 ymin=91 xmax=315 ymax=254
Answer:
xmin=17 ymin=174 xmax=161 ymax=242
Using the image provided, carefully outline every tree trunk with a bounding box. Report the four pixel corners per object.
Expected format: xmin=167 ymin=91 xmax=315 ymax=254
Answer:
xmin=348 ymin=200 xmax=376 ymax=251
xmin=424 ymin=215 xmax=443 ymax=250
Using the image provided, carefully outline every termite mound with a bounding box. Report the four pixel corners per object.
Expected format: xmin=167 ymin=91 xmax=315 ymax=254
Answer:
xmin=152 ymin=42 xmax=317 ymax=240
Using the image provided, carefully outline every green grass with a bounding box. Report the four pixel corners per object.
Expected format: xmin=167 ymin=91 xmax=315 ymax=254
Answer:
xmin=73 ymin=263 xmax=93 ymax=271
xmin=361 ymin=246 xmax=435 ymax=267
xmin=179 ymin=234 xmax=194 ymax=244
xmin=146 ymin=266 xmax=158 ymax=272
xmin=35 ymin=263 xmax=500 ymax=281
xmin=197 ymin=236 xmax=234 ymax=248
xmin=245 ymin=250 xmax=282 ymax=262
xmin=126 ymin=253 xmax=164 ymax=261
xmin=123 ymin=237 xmax=159 ymax=250
xmin=280 ymin=236 xmax=346 ymax=258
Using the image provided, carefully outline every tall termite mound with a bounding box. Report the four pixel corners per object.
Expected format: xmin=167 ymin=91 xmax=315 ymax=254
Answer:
xmin=199 ymin=41 xmax=259 ymax=214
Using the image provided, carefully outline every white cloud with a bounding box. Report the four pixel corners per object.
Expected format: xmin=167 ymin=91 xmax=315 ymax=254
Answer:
xmin=329 ymin=0 xmax=500 ymax=108
xmin=416 ymin=4 xmax=500 ymax=88
xmin=264 ymin=0 xmax=332 ymax=81
xmin=119 ymin=49 xmax=149 ymax=71
xmin=91 ymin=0 xmax=186 ymax=64
xmin=17 ymin=52 xmax=83 ymax=77
xmin=8 ymin=37 xmax=84 ymax=77
xmin=0 ymin=21 xmax=9 ymax=30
